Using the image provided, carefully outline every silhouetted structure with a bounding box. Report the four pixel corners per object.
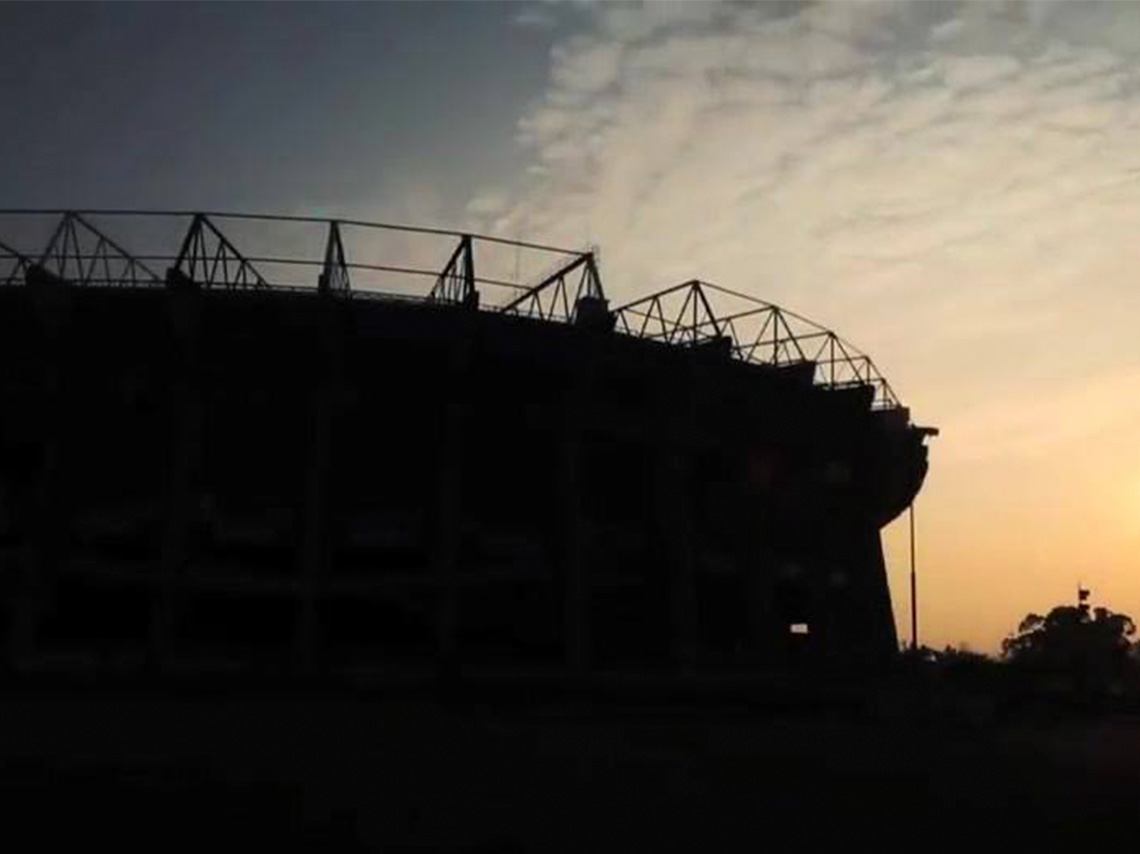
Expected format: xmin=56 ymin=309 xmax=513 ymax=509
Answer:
xmin=0 ymin=211 xmax=934 ymax=690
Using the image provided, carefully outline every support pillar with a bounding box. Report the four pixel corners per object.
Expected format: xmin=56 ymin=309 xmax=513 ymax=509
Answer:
xmin=655 ymin=365 xmax=700 ymax=676
xmin=434 ymin=339 xmax=469 ymax=682
xmin=658 ymin=445 xmax=698 ymax=675
xmin=149 ymin=277 xmax=201 ymax=673
xmin=560 ymin=385 xmax=590 ymax=680
xmin=857 ymin=520 xmax=899 ymax=663
xmin=296 ymin=300 xmax=340 ymax=675
xmin=743 ymin=517 xmax=781 ymax=668
xmin=9 ymin=272 xmax=70 ymax=670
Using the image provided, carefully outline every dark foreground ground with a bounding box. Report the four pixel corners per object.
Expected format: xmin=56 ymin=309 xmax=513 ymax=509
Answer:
xmin=1 ymin=682 xmax=1138 ymax=852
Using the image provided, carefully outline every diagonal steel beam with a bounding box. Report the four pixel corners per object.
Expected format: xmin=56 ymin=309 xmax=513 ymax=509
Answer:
xmin=318 ymin=220 xmax=351 ymax=294
xmin=428 ymin=234 xmax=476 ymax=305
xmin=36 ymin=211 xmax=161 ymax=286
xmin=499 ymin=251 xmax=602 ymax=317
xmin=173 ymin=214 xmax=268 ymax=289
xmin=0 ymin=237 xmax=31 ymax=286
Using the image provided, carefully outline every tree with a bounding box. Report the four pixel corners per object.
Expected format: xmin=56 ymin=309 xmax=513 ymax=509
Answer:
xmin=1002 ymin=602 xmax=1137 ymax=688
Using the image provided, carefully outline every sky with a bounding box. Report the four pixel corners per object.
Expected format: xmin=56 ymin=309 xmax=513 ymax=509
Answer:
xmin=2 ymin=1 xmax=1139 ymax=653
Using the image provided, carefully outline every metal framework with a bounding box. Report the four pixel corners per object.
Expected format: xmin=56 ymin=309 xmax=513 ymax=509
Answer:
xmin=0 ymin=210 xmax=902 ymax=408
xmin=499 ymin=252 xmax=604 ymax=323
xmin=0 ymin=237 xmax=30 ymax=287
xmin=38 ymin=211 xmax=161 ymax=287
xmin=174 ymin=213 xmax=268 ymax=289
xmin=615 ymin=280 xmax=899 ymax=409
xmin=0 ymin=210 xmax=564 ymax=299
xmin=319 ymin=221 xmax=351 ymax=295
xmin=427 ymin=234 xmax=476 ymax=306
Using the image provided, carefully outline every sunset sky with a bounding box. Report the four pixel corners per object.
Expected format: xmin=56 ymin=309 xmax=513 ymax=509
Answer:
xmin=2 ymin=1 xmax=1138 ymax=653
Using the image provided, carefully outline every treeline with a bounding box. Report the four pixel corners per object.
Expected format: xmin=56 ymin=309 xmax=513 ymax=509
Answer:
xmin=900 ymin=599 xmax=1140 ymax=718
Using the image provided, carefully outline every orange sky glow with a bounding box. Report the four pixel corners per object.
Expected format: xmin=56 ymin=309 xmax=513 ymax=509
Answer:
xmin=467 ymin=1 xmax=1140 ymax=653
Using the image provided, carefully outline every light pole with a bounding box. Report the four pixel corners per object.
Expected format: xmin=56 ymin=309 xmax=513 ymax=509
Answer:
xmin=909 ymin=502 xmax=918 ymax=652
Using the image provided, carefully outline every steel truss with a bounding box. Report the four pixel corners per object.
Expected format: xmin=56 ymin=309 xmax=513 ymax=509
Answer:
xmin=319 ymin=220 xmax=351 ymax=295
xmin=0 ymin=237 xmax=31 ymax=287
xmin=614 ymin=280 xmax=899 ymax=409
xmin=0 ymin=210 xmax=573 ymax=298
xmin=428 ymin=234 xmax=476 ymax=306
xmin=39 ymin=211 xmax=161 ymax=287
xmin=0 ymin=210 xmax=903 ymax=408
xmin=174 ymin=213 xmax=268 ymax=289
xmin=499 ymin=252 xmax=604 ymax=323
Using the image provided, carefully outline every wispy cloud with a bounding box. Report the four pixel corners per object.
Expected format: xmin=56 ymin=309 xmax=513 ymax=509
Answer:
xmin=485 ymin=0 xmax=1140 ymax=648
xmin=483 ymin=1 xmax=1140 ymax=421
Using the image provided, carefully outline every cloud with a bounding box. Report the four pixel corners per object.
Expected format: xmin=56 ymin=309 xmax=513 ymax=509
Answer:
xmin=550 ymin=39 xmax=625 ymax=97
xmin=470 ymin=0 xmax=1140 ymax=649
xmin=512 ymin=4 xmax=560 ymax=31
xmin=471 ymin=2 xmax=1140 ymax=403
xmin=466 ymin=190 xmax=510 ymax=217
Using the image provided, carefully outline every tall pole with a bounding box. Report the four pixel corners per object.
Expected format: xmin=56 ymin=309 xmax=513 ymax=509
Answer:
xmin=909 ymin=502 xmax=918 ymax=651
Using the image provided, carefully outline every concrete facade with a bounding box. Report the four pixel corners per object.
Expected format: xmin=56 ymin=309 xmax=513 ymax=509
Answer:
xmin=0 ymin=272 xmax=930 ymax=685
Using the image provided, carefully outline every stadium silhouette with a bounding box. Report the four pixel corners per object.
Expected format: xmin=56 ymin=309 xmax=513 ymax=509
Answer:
xmin=0 ymin=210 xmax=935 ymax=694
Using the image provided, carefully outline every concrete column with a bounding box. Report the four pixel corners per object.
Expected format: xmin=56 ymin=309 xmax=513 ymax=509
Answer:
xmin=850 ymin=520 xmax=899 ymax=664
xmin=743 ymin=525 xmax=783 ymax=668
xmin=560 ymin=381 xmax=589 ymax=679
xmin=656 ymin=363 xmax=701 ymax=676
xmin=434 ymin=339 xmax=469 ymax=680
xmin=659 ymin=444 xmax=698 ymax=675
xmin=296 ymin=306 xmax=338 ymax=674
xmin=9 ymin=272 xmax=70 ymax=669
xmin=739 ymin=439 xmax=786 ymax=668
xmin=149 ymin=280 xmax=201 ymax=672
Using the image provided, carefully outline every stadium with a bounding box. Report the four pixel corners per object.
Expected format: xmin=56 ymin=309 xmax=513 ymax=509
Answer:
xmin=0 ymin=210 xmax=934 ymax=691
